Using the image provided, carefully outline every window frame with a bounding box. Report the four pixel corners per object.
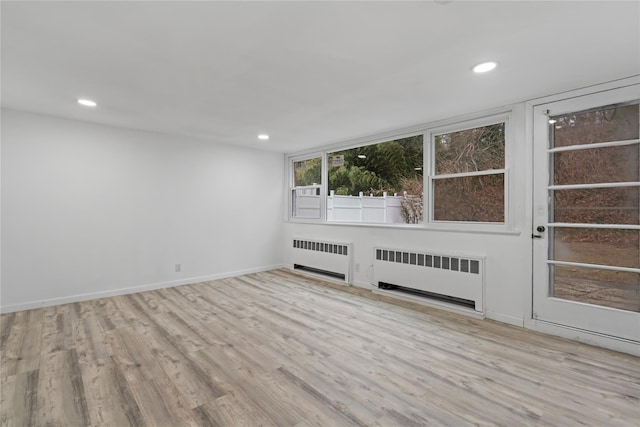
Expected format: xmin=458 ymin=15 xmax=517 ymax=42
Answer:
xmin=286 ymin=110 xmax=514 ymax=231
xmin=427 ymin=113 xmax=511 ymax=228
xmin=289 ymin=152 xmax=325 ymax=222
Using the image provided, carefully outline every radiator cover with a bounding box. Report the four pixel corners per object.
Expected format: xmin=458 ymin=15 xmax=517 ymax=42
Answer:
xmin=374 ymin=247 xmax=484 ymax=312
xmin=292 ymin=238 xmax=352 ymax=283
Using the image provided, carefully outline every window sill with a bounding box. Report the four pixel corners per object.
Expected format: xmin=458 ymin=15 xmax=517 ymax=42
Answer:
xmin=287 ymin=218 xmax=522 ymax=236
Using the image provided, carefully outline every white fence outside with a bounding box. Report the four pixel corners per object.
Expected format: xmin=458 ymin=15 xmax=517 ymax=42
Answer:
xmin=293 ymin=186 xmax=413 ymax=223
xmin=292 ymin=185 xmax=322 ymax=219
xmin=328 ymin=190 xmax=405 ymax=223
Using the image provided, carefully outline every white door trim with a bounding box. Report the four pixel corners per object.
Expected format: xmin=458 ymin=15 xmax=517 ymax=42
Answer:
xmin=523 ymin=76 xmax=640 ymax=355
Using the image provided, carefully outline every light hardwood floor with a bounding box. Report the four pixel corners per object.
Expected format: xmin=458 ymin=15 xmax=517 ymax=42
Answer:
xmin=1 ymin=269 xmax=639 ymax=426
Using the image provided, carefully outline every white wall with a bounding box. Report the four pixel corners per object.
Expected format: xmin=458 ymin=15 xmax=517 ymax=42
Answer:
xmin=284 ymin=103 xmax=532 ymax=326
xmin=1 ymin=109 xmax=284 ymax=312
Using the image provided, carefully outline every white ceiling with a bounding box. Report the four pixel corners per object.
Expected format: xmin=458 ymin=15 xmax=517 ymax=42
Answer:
xmin=2 ymin=1 xmax=639 ymax=153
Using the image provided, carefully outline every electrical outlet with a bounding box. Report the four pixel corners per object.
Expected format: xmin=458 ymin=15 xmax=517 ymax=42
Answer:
xmin=175 ymin=264 xmax=181 ymax=273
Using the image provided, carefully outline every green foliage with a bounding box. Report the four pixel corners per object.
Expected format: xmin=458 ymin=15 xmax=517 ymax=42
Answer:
xmin=329 ymin=165 xmax=388 ymax=195
xmin=328 ymin=135 xmax=423 ymax=195
xmin=294 ymin=157 xmax=321 ymax=186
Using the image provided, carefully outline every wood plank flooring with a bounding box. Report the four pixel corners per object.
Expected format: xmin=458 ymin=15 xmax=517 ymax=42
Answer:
xmin=1 ymin=269 xmax=639 ymax=426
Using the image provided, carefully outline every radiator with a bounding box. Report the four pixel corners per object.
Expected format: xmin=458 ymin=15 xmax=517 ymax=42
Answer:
xmin=373 ymin=247 xmax=484 ymax=312
xmin=292 ymin=238 xmax=352 ymax=283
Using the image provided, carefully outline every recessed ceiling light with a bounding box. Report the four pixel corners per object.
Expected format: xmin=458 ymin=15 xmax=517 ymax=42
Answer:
xmin=258 ymin=134 xmax=269 ymax=140
xmin=472 ymin=61 xmax=497 ymax=73
xmin=548 ymin=118 xmax=557 ymax=124
xmin=77 ymin=98 xmax=97 ymax=107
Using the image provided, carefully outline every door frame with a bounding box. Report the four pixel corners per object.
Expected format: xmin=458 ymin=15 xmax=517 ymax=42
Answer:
xmin=524 ymin=76 xmax=640 ymax=355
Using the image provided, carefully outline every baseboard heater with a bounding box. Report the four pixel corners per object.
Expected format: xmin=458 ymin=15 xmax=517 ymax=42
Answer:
xmin=374 ymin=247 xmax=484 ymax=312
xmin=294 ymin=264 xmax=346 ymax=280
xmin=378 ymin=282 xmax=476 ymax=310
xmin=292 ymin=238 xmax=352 ymax=283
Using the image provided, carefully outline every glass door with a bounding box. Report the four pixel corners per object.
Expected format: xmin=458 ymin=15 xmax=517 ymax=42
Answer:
xmin=532 ymin=85 xmax=640 ymax=342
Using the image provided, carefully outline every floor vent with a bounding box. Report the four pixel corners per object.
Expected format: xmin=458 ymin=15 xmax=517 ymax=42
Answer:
xmin=374 ymin=246 xmax=484 ymax=312
xmin=292 ymin=238 xmax=352 ymax=283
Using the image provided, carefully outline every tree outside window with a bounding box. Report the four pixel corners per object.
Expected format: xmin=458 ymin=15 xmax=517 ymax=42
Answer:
xmin=432 ymin=123 xmax=506 ymax=223
xmin=327 ymin=135 xmax=424 ymax=224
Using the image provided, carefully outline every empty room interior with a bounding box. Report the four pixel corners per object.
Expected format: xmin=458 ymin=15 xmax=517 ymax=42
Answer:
xmin=1 ymin=1 xmax=639 ymax=426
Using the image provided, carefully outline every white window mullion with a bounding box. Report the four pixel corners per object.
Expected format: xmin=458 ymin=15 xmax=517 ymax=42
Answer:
xmin=549 ymin=182 xmax=640 ymax=190
xmin=547 ymin=260 xmax=640 ymax=274
xmin=547 ymin=138 xmax=639 ymax=153
xmin=432 ymin=169 xmax=507 ymax=181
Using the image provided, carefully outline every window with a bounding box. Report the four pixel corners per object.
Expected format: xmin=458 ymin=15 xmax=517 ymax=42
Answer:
xmin=326 ymin=135 xmax=424 ymax=224
xmin=431 ymin=121 xmax=506 ymax=223
xmin=291 ymin=156 xmax=322 ymax=219
xmin=287 ymin=111 xmax=512 ymax=228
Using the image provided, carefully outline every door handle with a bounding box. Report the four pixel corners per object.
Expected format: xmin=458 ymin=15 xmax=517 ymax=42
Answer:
xmin=532 ymin=225 xmax=546 ymax=239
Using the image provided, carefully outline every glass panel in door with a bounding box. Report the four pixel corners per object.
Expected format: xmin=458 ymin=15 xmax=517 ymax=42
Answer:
xmin=532 ymin=85 xmax=640 ymax=344
xmin=549 ymin=102 xmax=639 ymax=313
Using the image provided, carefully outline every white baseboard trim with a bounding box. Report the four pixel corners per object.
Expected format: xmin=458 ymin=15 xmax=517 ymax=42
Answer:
xmin=526 ymin=319 xmax=640 ymax=356
xmin=485 ymin=311 xmax=524 ymax=327
xmin=0 ymin=264 xmax=284 ymax=314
